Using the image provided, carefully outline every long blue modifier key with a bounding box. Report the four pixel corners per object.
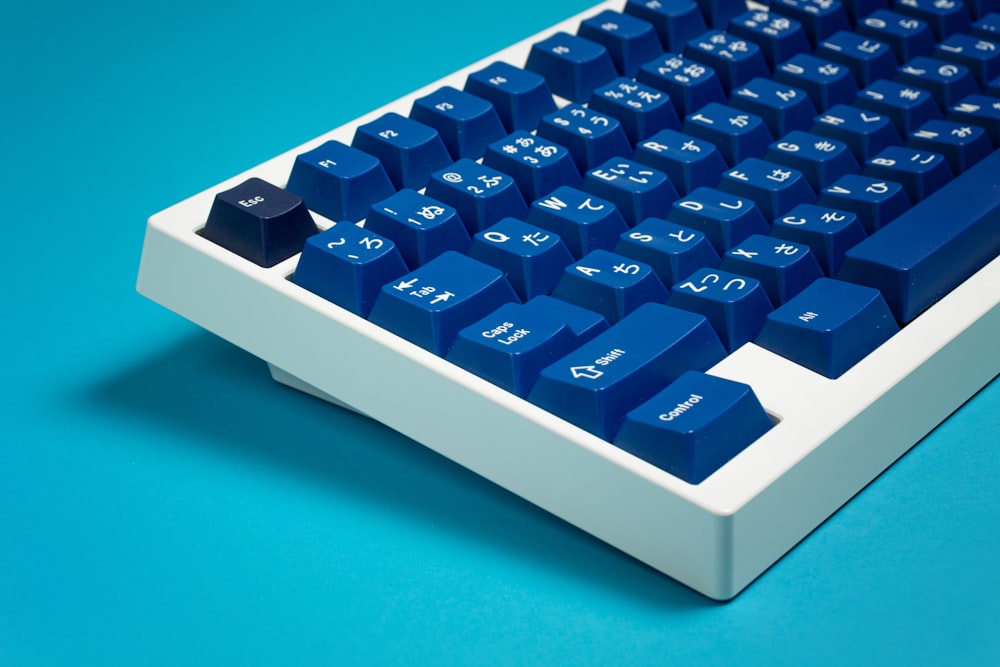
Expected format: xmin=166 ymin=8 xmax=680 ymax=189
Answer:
xmin=837 ymin=149 xmax=1000 ymax=323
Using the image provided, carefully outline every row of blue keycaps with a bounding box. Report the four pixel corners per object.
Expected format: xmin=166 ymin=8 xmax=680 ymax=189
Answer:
xmin=198 ymin=0 xmax=1000 ymax=482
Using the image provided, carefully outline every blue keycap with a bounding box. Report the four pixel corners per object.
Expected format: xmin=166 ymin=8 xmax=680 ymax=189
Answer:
xmin=906 ymin=118 xmax=993 ymax=172
xmin=719 ymin=234 xmax=823 ymax=305
xmin=895 ymin=56 xmax=980 ymax=111
xmin=837 ymin=149 xmax=1000 ymax=322
xmin=854 ymin=79 xmax=942 ymax=135
xmin=286 ymin=140 xmax=395 ymax=223
xmin=525 ymin=32 xmax=618 ymax=102
xmin=769 ymin=0 xmax=851 ymax=45
xmin=682 ymin=102 xmax=774 ymax=165
xmin=614 ymin=217 xmax=722 ymax=287
xmin=774 ymin=53 xmax=859 ymax=111
xmin=728 ymin=9 xmax=811 ymax=68
xmin=614 ymin=370 xmax=773 ymax=483
xmin=365 ymin=189 xmax=471 ymax=268
xmin=624 ymin=0 xmax=709 ymax=51
xmin=632 ymin=129 xmax=728 ymax=194
xmin=582 ymin=158 xmax=680 ymax=226
xmin=351 ymin=113 xmax=452 ymax=191
xmin=368 ymin=251 xmax=519 ymax=356
xmin=588 ymin=77 xmax=681 ymax=143
xmin=482 ymin=131 xmax=581 ymax=203
xmin=536 ymin=104 xmax=633 ymax=172
xmin=839 ymin=0 xmax=890 ymax=23
xmin=551 ymin=249 xmax=670 ymax=324
xmin=856 ymin=10 xmax=936 ymax=63
xmin=667 ymin=267 xmax=773 ymax=351
xmin=466 ymin=218 xmax=574 ymax=301
xmin=947 ymin=94 xmax=1000 ymax=145
xmin=528 ymin=303 xmax=726 ymax=440
xmin=446 ymin=297 xmax=609 ymax=398
xmin=718 ymin=157 xmax=816 ymax=219
xmin=729 ymin=77 xmax=819 ymax=137
xmin=636 ymin=53 xmax=728 ymax=117
xmin=764 ymin=130 xmax=861 ymax=190
xmin=755 ymin=277 xmax=899 ymax=378
xmin=893 ymin=0 xmax=972 ymax=40
xmin=684 ymin=30 xmax=770 ymax=91
xmin=770 ymin=203 xmax=867 ymax=275
xmin=578 ymin=10 xmax=664 ymax=77
xmin=934 ymin=33 xmax=1000 ymax=87
xmin=970 ymin=3 xmax=1000 ymax=21
xmin=292 ymin=223 xmax=407 ymax=317
xmin=526 ymin=186 xmax=629 ymax=259
xmin=668 ymin=186 xmax=770 ymax=252
xmin=816 ymin=31 xmax=900 ymax=89
xmin=818 ymin=174 xmax=911 ymax=233
xmin=862 ymin=146 xmax=953 ymax=202
xmin=464 ymin=62 xmax=557 ymax=132
xmin=811 ymin=103 xmax=903 ymax=162
xmin=971 ymin=12 xmax=1000 ymax=39
xmin=694 ymin=0 xmax=748 ymax=29
xmin=202 ymin=177 xmax=318 ymax=268
xmin=410 ymin=86 xmax=507 ymax=160
xmin=425 ymin=159 xmax=528 ymax=234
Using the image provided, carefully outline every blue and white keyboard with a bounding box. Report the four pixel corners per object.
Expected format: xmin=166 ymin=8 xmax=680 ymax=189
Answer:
xmin=137 ymin=0 xmax=1000 ymax=599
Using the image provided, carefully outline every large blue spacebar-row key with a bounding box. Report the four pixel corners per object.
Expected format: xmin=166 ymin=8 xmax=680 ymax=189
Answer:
xmin=837 ymin=150 xmax=1000 ymax=323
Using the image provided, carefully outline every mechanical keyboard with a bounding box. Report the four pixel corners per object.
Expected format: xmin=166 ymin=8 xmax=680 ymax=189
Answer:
xmin=137 ymin=0 xmax=1000 ymax=599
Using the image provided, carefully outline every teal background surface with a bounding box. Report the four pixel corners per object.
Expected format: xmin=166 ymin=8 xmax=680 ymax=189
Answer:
xmin=3 ymin=2 xmax=999 ymax=664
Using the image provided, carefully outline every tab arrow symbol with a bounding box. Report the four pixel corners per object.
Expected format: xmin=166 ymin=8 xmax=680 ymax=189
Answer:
xmin=570 ymin=366 xmax=604 ymax=380
xmin=393 ymin=278 xmax=418 ymax=291
xmin=431 ymin=291 xmax=455 ymax=304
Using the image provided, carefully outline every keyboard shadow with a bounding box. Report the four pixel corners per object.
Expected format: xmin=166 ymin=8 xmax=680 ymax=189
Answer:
xmin=88 ymin=329 xmax=720 ymax=609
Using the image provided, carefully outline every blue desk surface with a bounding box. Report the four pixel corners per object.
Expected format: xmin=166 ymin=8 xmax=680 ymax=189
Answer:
xmin=3 ymin=2 xmax=999 ymax=664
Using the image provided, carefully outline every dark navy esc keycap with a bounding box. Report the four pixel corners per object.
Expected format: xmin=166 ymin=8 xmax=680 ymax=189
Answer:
xmin=202 ymin=177 xmax=318 ymax=268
